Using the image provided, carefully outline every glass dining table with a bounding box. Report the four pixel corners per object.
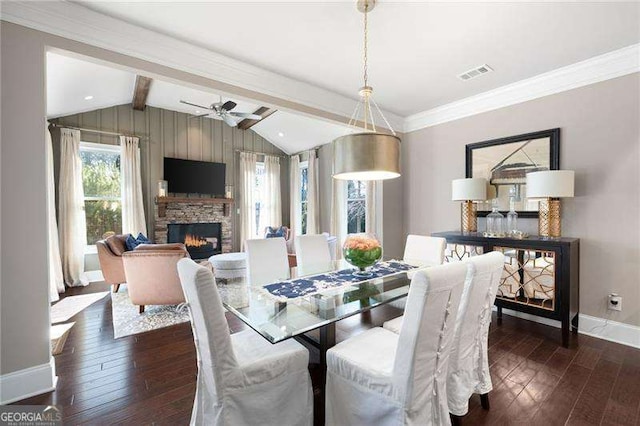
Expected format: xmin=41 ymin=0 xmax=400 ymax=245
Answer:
xmin=215 ymin=258 xmax=417 ymax=425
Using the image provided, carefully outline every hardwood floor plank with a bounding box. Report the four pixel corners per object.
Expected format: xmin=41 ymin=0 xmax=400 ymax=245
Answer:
xmin=528 ymin=363 xmax=592 ymax=425
xmin=602 ymin=357 xmax=640 ymax=426
xmin=567 ymin=358 xmax=621 ymax=425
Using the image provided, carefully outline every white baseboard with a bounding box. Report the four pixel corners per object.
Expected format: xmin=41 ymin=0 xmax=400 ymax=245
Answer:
xmin=494 ymin=306 xmax=640 ymax=349
xmin=579 ymin=314 xmax=640 ymax=349
xmin=0 ymin=357 xmax=57 ymax=404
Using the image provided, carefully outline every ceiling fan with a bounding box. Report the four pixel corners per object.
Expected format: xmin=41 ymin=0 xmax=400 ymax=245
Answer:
xmin=179 ymin=98 xmax=262 ymax=127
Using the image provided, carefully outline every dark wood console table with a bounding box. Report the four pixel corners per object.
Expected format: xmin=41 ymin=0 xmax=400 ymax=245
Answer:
xmin=432 ymin=231 xmax=579 ymax=347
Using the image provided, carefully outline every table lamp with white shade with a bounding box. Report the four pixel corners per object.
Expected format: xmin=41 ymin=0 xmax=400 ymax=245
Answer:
xmin=452 ymin=178 xmax=487 ymax=233
xmin=526 ymin=170 xmax=575 ymax=238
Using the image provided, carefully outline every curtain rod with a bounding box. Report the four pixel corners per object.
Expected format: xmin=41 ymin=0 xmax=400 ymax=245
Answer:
xmin=49 ymin=123 xmax=149 ymax=140
xmin=235 ymin=149 xmax=286 ymax=158
xmin=290 ymin=146 xmax=320 ymax=157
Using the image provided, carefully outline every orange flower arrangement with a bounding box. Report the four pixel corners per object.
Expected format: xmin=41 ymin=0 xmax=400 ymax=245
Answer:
xmin=343 ymin=234 xmax=382 ymax=272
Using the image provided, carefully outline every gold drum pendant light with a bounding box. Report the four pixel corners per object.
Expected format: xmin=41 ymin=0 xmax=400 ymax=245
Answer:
xmin=332 ymin=0 xmax=401 ymax=181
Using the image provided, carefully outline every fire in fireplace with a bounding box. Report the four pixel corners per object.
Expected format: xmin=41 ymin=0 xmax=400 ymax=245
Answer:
xmin=167 ymin=223 xmax=222 ymax=260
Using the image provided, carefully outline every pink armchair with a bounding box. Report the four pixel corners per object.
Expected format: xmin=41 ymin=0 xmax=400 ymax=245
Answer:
xmin=97 ymin=233 xmax=188 ymax=295
xmin=122 ymin=246 xmax=189 ymax=313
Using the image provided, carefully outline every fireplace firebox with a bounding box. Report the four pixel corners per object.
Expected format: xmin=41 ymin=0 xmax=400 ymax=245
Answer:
xmin=167 ymin=223 xmax=222 ymax=260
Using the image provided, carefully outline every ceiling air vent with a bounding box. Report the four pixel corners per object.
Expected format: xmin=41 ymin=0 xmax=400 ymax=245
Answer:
xmin=457 ymin=64 xmax=493 ymax=81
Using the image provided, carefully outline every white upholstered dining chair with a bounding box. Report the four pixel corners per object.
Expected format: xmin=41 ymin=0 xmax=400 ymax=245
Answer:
xmin=447 ymin=251 xmax=504 ymax=418
xmin=245 ymin=237 xmax=290 ymax=286
xmin=295 ymin=234 xmax=332 ymax=274
xmin=403 ymin=234 xmax=447 ymax=267
xmin=325 ymin=262 xmax=469 ymax=426
xmin=177 ymin=258 xmax=313 ymax=426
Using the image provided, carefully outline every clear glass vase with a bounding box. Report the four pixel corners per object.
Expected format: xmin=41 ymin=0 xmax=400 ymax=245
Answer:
xmin=486 ymin=206 xmax=505 ymax=236
xmin=343 ymin=233 xmax=382 ymax=277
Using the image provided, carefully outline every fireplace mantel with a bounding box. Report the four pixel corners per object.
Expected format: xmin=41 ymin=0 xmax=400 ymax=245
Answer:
xmin=155 ymin=196 xmax=234 ymax=217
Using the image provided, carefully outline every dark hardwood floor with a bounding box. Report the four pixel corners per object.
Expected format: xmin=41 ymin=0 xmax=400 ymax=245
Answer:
xmin=16 ymin=283 xmax=640 ymax=425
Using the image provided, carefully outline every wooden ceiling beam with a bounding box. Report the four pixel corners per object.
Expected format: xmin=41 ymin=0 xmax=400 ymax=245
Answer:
xmin=132 ymin=75 xmax=152 ymax=111
xmin=237 ymin=106 xmax=277 ymax=130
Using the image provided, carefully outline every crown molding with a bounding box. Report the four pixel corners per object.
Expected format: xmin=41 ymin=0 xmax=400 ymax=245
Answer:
xmin=404 ymin=43 xmax=640 ymax=133
xmin=0 ymin=1 xmax=404 ymax=131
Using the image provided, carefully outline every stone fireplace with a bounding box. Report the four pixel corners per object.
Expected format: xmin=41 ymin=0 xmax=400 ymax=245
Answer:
xmin=154 ymin=198 xmax=232 ymax=256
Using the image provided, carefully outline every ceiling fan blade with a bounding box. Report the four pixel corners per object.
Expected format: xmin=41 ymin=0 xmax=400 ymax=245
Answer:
xmin=221 ymin=114 xmax=238 ymax=127
xmin=180 ymin=100 xmax=213 ymax=110
xmin=190 ymin=113 xmax=211 ymax=119
xmin=221 ymin=100 xmax=237 ymax=111
xmin=229 ymin=112 xmax=263 ymax=120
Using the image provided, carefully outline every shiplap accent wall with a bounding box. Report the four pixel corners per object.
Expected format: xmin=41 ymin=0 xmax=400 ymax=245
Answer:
xmin=51 ymin=104 xmax=290 ymax=251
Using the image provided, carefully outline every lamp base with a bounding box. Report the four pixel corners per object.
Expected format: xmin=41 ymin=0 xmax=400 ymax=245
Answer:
xmin=538 ymin=198 xmax=561 ymax=238
xmin=461 ymin=201 xmax=477 ymax=233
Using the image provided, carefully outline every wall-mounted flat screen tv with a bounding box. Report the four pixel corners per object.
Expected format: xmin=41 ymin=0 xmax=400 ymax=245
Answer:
xmin=163 ymin=157 xmax=226 ymax=196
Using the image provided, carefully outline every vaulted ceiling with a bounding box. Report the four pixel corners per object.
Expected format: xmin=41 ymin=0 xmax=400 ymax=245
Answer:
xmin=46 ymin=52 xmax=350 ymax=154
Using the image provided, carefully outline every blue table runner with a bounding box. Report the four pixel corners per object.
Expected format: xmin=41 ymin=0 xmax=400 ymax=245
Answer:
xmin=262 ymin=260 xmax=417 ymax=300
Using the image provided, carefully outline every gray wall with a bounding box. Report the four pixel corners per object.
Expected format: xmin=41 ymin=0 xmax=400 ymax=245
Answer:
xmin=403 ymin=73 xmax=640 ymax=327
xmin=51 ymin=105 xmax=289 ymax=251
xmin=1 ymin=20 xmax=51 ymax=378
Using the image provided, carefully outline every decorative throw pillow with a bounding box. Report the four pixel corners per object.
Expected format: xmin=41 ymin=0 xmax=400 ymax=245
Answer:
xmin=125 ymin=233 xmax=151 ymax=251
xmin=265 ymin=226 xmax=286 ymax=239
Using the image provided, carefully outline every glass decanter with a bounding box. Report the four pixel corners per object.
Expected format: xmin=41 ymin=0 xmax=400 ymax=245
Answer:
xmin=506 ymin=197 xmax=518 ymax=235
xmin=486 ymin=200 xmax=504 ymax=237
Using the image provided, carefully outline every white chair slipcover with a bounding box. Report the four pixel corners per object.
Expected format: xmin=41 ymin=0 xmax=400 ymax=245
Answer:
xmin=447 ymin=251 xmax=504 ymax=416
xmin=177 ymin=258 xmax=313 ymax=426
xmin=295 ymin=234 xmax=332 ymax=274
xmin=245 ymin=237 xmax=290 ymax=286
xmin=325 ymin=262 xmax=469 ymax=426
xmin=403 ymin=234 xmax=447 ymax=267
xmin=386 ymin=234 xmax=448 ymax=312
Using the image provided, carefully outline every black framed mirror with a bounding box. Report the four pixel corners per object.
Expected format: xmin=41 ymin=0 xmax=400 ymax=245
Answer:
xmin=466 ymin=128 xmax=560 ymax=218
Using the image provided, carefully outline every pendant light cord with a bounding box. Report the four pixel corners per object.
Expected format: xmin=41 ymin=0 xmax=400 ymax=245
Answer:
xmin=363 ymin=5 xmax=369 ymax=88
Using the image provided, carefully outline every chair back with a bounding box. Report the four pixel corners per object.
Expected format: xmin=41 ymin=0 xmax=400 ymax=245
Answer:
xmin=245 ymin=237 xmax=290 ymax=286
xmin=403 ymin=235 xmax=446 ymax=267
xmin=177 ymin=258 xmax=238 ymax=406
xmin=447 ymin=251 xmax=504 ymax=414
xmin=392 ymin=261 xmax=468 ymax=423
xmin=295 ymin=234 xmax=332 ymax=271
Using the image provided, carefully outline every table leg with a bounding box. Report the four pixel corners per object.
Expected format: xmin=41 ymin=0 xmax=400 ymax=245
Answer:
xmin=315 ymin=323 xmax=336 ymax=426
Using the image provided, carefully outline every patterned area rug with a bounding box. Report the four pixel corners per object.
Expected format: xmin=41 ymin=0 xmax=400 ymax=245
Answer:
xmin=51 ymin=292 xmax=109 ymax=323
xmin=111 ymin=285 xmax=191 ymax=339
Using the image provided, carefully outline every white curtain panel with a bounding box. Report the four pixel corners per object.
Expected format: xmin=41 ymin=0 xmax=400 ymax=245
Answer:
xmin=239 ymin=152 xmax=257 ymax=250
xmin=365 ymin=180 xmax=378 ymax=236
xmin=306 ymin=150 xmax=320 ymax=235
xmin=58 ymin=128 xmax=87 ymax=286
xmin=289 ymin=154 xmax=301 ymax=241
xmin=46 ymin=124 xmax=65 ymax=301
xmin=120 ymin=136 xmax=147 ymax=236
xmin=330 ymin=179 xmax=347 ymax=259
xmin=262 ymin=155 xmax=282 ymax=229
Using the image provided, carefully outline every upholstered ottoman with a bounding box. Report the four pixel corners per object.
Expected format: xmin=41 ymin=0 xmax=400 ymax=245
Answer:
xmin=208 ymin=252 xmax=247 ymax=280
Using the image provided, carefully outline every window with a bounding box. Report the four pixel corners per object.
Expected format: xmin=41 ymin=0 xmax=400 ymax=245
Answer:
xmin=254 ymin=161 xmax=266 ymax=236
xmin=300 ymin=161 xmax=309 ymax=235
xmin=80 ymin=143 xmax=122 ymax=245
xmin=347 ymin=180 xmax=366 ymax=233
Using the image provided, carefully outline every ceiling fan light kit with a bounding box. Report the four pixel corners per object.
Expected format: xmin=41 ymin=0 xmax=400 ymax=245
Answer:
xmin=332 ymin=0 xmax=401 ymax=181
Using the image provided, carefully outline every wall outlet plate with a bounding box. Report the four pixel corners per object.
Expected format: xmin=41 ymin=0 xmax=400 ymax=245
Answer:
xmin=608 ymin=294 xmax=622 ymax=311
